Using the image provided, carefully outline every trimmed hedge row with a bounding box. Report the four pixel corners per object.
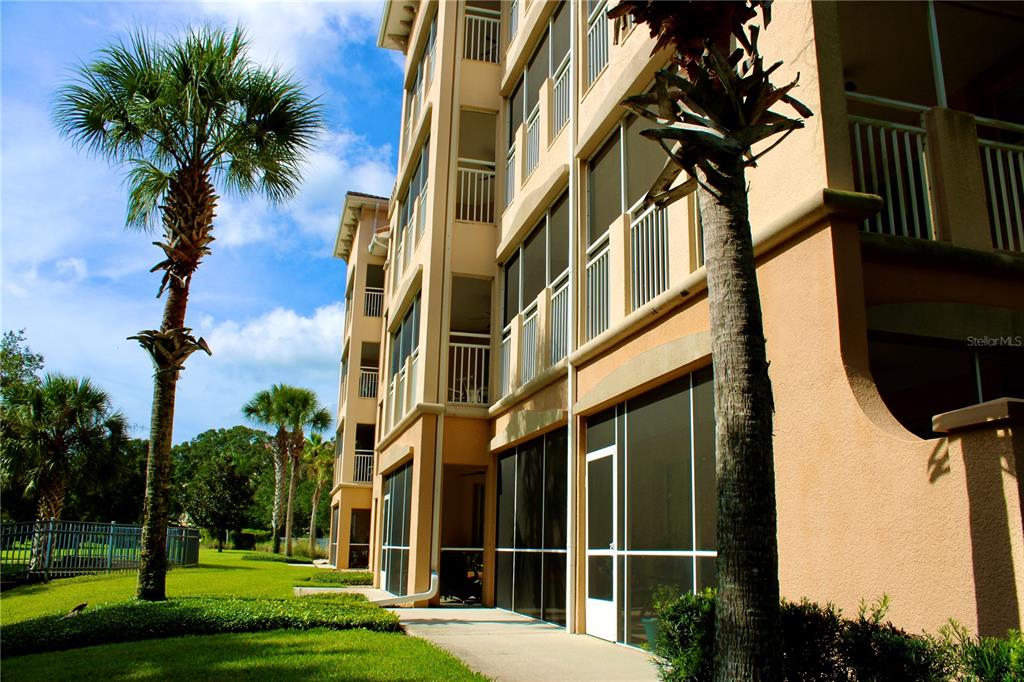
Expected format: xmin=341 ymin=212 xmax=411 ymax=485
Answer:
xmin=297 ymin=571 xmax=373 ymax=586
xmin=0 ymin=594 xmax=400 ymax=658
xmin=653 ymin=590 xmax=1023 ymax=682
xmin=240 ymin=552 xmax=313 ymax=564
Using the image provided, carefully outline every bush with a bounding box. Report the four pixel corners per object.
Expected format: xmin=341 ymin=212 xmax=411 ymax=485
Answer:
xmin=230 ymin=531 xmax=256 ymax=550
xmin=297 ymin=571 xmax=373 ymax=586
xmin=288 ymin=542 xmax=327 ymax=561
xmin=240 ymin=552 xmax=313 ymax=564
xmin=651 ymin=591 xmax=1021 ymax=681
xmin=0 ymin=594 xmax=400 ymax=658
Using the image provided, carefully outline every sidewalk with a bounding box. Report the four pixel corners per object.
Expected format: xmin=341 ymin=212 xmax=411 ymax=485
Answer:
xmin=391 ymin=607 xmax=659 ymax=682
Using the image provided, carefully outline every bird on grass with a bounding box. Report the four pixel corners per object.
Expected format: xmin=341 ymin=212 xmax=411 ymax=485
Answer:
xmin=60 ymin=603 xmax=87 ymax=619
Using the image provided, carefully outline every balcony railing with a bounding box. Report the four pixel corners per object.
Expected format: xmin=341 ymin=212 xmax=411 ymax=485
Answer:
xmin=465 ymin=7 xmax=500 ymax=63
xmin=358 ymin=367 xmax=378 ymax=399
xmin=448 ymin=333 xmax=490 ymax=404
xmin=550 ymin=272 xmax=569 ymax=364
xmin=630 ymin=201 xmax=670 ymax=310
xmin=585 ymin=233 xmax=610 ymax=341
xmin=851 ymin=115 xmax=933 ymax=240
xmin=505 ymin=145 xmax=517 ymax=207
xmin=456 ymin=159 xmax=496 ymax=223
xmin=353 ymin=450 xmax=374 ymax=483
xmin=979 ymin=139 xmax=1024 ymax=252
xmin=364 ymin=287 xmax=384 ymax=317
xmin=499 ymin=325 xmax=512 ymax=397
xmin=508 ymin=0 xmax=518 ymax=42
xmin=525 ymin=105 xmax=541 ymax=178
xmin=552 ymin=55 xmax=571 ymax=137
xmin=520 ymin=304 xmax=538 ymax=385
xmin=587 ymin=0 xmax=609 ymax=88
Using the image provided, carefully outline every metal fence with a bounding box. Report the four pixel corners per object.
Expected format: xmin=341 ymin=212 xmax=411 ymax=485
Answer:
xmin=364 ymin=288 xmax=384 ymax=317
xmin=354 ymin=450 xmax=375 ymax=483
xmin=456 ymin=159 xmax=497 ymax=223
xmin=505 ymin=145 xmax=517 ymax=207
xmin=448 ymin=333 xmax=490 ymax=404
xmin=464 ymin=7 xmax=500 ymax=63
xmin=358 ymin=367 xmax=379 ymax=399
xmin=630 ymin=202 xmax=670 ymax=310
xmin=0 ymin=520 xmax=200 ymax=580
xmin=552 ymin=55 xmax=571 ymax=137
xmin=587 ymin=0 xmax=610 ymax=87
xmin=525 ymin=105 xmax=541 ymax=178
xmin=550 ymin=273 xmax=570 ymax=364
xmin=980 ymin=139 xmax=1024 ymax=252
xmin=586 ymin=234 xmax=611 ymax=340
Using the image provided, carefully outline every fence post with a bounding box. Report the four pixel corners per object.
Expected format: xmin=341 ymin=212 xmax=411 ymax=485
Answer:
xmin=43 ymin=517 xmax=55 ymax=581
xmin=106 ymin=521 xmax=115 ymax=572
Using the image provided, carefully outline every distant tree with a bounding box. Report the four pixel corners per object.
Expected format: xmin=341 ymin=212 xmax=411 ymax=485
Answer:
xmin=64 ymin=438 xmax=149 ymax=523
xmin=1 ymin=374 xmax=129 ymax=569
xmin=0 ymin=329 xmax=44 ymax=400
xmin=180 ymin=453 xmax=252 ymax=551
xmin=243 ymin=386 xmax=293 ymax=553
xmin=54 ymin=26 xmax=323 ymax=601
xmin=303 ymin=433 xmax=335 ymax=556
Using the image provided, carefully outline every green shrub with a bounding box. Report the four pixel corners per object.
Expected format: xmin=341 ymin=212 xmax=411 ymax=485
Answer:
xmin=297 ymin=571 xmax=373 ymax=586
xmin=288 ymin=542 xmax=327 ymax=561
xmin=649 ymin=591 xmax=1005 ymax=681
xmin=230 ymin=531 xmax=256 ymax=550
xmin=0 ymin=594 xmax=400 ymax=658
xmin=240 ymin=552 xmax=313 ymax=564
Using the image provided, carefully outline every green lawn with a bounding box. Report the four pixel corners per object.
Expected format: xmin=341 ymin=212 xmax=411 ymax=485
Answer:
xmin=2 ymin=550 xmax=320 ymax=625
xmin=0 ymin=549 xmax=487 ymax=680
xmin=2 ymin=629 xmax=486 ymax=681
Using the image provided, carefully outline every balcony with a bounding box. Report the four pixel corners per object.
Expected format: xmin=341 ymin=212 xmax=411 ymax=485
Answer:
xmin=549 ymin=273 xmax=569 ymax=364
xmin=387 ymin=350 xmax=419 ymax=429
xmin=847 ymin=92 xmax=1024 ymax=253
xmin=499 ymin=326 xmax=512 ymax=398
xmin=585 ymin=233 xmax=610 ymax=341
xmin=364 ymin=287 xmax=384 ymax=317
xmin=519 ymin=303 xmax=538 ymax=385
xmin=353 ymin=450 xmax=374 ymax=483
xmin=358 ymin=367 xmax=378 ymax=399
xmin=586 ymin=0 xmax=609 ymax=88
xmin=456 ymin=159 xmax=497 ymax=223
xmin=525 ymin=105 xmax=540 ymax=178
xmin=505 ymin=145 xmax=517 ymax=207
xmin=629 ymin=201 xmax=670 ymax=311
xmin=448 ymin=333 xmax=490 ymax=404
xmin=464 ymin=6 xmax=500 ymax=63
xmin=508 ymin=0 xmax=518 ymax=42
xmin=551 ymin=54 xmax=571 ymax=137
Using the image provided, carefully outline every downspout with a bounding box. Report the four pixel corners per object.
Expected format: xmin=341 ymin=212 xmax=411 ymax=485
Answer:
xmin=564 ymin=0 xmax=580 ymax=635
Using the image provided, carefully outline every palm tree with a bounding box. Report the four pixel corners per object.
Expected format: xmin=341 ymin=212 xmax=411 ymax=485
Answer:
xmin=302 ymin=433 xmax=335 ymax=557
xmin=242 ymin=385 xmax=291 ymax=554
xmin=276 ymin=387 xmax=331 ymax=556
xmin=1 ymin=374 xmax=129 ymax=569
xmin=53 ymin=27 xmax=323 ymax=600
xmin=607 ymin=2 xmax=812 ymax=679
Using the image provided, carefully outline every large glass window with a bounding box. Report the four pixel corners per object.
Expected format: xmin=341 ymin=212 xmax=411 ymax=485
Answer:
xmin=382 ymin=462 xmax=414 ymax=596
xmin=390 ymin=294 xmax=421 ymax=375
xmin=588 ymin=132 xmax=622 ymax=245
xmin=495 ymin=427 xmax=568 ymax=626
xmin=501 ymin=190 xmax=570 ymax=325
xmin=584 ymin=366 xmax=716 ymax=646
xmin=625 ymin=114 xmax=664 ymax=210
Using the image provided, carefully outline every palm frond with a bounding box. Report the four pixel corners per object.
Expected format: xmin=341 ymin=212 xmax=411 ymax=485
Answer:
xmin=125 ymin=160 xmax=173 ymax=231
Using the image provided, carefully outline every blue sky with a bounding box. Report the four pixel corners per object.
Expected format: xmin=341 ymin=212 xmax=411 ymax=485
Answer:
xmin=1 ymin=1 xmax=403 ymax=443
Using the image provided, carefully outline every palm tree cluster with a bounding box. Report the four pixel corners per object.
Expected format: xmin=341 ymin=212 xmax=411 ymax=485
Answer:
xmin=53 ymin=26 xmax=323 ymax=600
xmin=243 ymin=384 xmax=331 ymax=557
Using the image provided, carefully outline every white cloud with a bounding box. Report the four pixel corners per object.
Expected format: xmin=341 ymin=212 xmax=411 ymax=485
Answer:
xmin=56 ymin=257 xmax=88 ymax=282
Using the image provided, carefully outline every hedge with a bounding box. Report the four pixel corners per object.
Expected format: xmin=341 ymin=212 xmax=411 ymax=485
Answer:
xmin=652 ymin=590 xmax=1023 ymax=682
xmin=240 ymin=552 xmax=313 ymax=564
xmin=297 ymin=571 xmax=373 ymax=586
xmin=0 ymin=594 xmax=400 ymax=658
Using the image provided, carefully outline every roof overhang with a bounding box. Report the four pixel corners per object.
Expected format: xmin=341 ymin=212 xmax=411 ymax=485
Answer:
xmin=334 ymin=192 xmax=390 ymax=262
xmin=377 ymin=0 xmax=418 ymax=51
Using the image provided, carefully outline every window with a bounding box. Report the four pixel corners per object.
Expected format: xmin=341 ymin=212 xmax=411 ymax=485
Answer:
xmin=584 ymin=367 xmax=716 ymax=646
xmin=390 ymin=294 xmax=421 ymax=378
xmin=495 ymin=427 xmax=568 ymax=625
xmin=501 ymin=190 xmax=570 ymax=324
xmin=382 ymin=463 xmax=414 ymax=595
xmin=397 ymin=139 xmax=430 ymax=250
xmin=588 ymin=132 xmax=622 ymax=245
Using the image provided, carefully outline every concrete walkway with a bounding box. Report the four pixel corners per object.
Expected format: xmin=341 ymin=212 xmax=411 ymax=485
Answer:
xmin=391 ymin=607 xmax=659 ymax=682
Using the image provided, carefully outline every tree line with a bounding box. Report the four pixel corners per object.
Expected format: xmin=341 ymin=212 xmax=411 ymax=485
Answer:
xmin=1 ymin=329 xmax=336 ymax=556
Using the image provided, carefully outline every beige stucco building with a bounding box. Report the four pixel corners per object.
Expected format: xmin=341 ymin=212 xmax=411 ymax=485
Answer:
xmin=328 ymin=0 xmax=1024 ymax=645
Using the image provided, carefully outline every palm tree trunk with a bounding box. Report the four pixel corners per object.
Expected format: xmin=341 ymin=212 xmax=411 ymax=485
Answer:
xmin=29 ymin=474 xmax=67 ymax=573
xmin=137 ymin=284 xmax=188 ymax=601
xmin=284 ymin=453 xmax=298 ymax=556
xmin=698 ymin=157 xmax=782 ymax=682
xmin=272 ymin=428 xmax=288 ymax=554
xmin=308 ymin=483 xmax=322 ymax=557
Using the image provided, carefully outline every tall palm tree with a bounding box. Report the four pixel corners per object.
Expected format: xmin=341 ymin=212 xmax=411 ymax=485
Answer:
xmin=1 ymin=374 xmax=129 ymax=569
xmin=302 ymin=433 xmax=335 ymax=557
xmin=242 ymin=385 xmax=291 ymax=554
xmin=608 ymin=2 xmax=812 ymax=679
xmin=276 ymin=387 xmax=331 ymax=556
xmin=53 ymin=26 xmax=323 ymax=600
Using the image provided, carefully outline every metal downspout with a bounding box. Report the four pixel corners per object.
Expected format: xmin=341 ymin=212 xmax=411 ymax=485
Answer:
xmin=565 ymin=0 xmax=580 ymax=635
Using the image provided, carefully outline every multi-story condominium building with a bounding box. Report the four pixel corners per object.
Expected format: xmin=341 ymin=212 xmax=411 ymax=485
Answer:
xmin=328 ymin=0 xmax=1024 ymax=645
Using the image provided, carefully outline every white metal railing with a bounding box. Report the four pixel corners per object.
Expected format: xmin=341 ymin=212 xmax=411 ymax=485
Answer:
xmin=500 ymin=326 xmax=512 ymax=397
xmin=416 ymin=190 xmax=427 ymax=240
xmin=850 ymin=116 xmax=933 ymax=240
xmin=505 ymin=145 xmax=517 ymax=207
xmin=456 ymin=159 xmax=496 ymax=223
xmin=390 ymin=367 xmax=405 ymax=429
xmin=585 ymin=233 xmax=610 ymax=340
xmin=520 ymin=305 xmax=538 ymax=385
xmin=364 ymin=287 xmax=384 ymax=317
xmin=525 ymin=105 xmax=540 ymax=178
xmin=407 ymin=351 xmax=418 ymax=414
xmin=358 ymin=367 xmax=378 ymax=399
xmin=550 ymin=272 xmax=569 ymax=364
xmin=979 ymin=139 xmax=1024 ymax=252
xmin=552 ymin=55 xmax=571 ymax=136
xmin=587 ymin=0 xmax=609 ymax=87
xmin=630 ymin=201 xmax=670 ymax=310
xmin=334 ymin=454 xmax=343 ymax=487
xmin=465 ymin=7 xmax=500 ymax=63
xmin=353 ymin=450 xmax=374 ymax=483
xmin=448 ymin=333 xmax=490 ymax=404
xmin=508 ymin=0 xmax=518 ymax=42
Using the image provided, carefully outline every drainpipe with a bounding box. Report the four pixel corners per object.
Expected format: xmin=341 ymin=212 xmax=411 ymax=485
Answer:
xmin=564 ymin=0 xmax=580 ymax=635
